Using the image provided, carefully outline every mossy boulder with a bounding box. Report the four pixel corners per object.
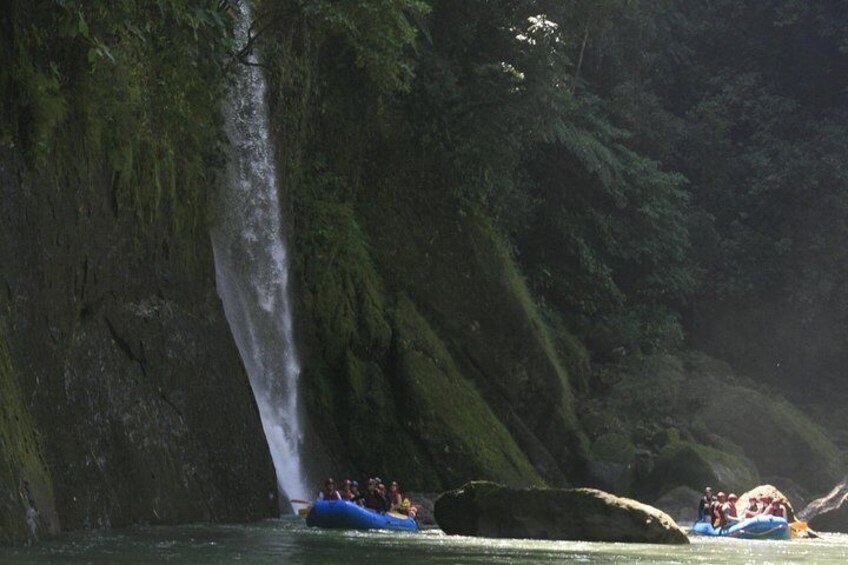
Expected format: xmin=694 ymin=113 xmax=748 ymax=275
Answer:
xmin=647 ymin=441 xmax=758 ymax=498
xmin=653 ymin=486 xmax=701 ymax=525
xmin=599 ymin=352 xmax=843 ymax=496
xmin=586 ymin=433 xmax=636 ymax=492
xmin=590 ymin=433 xmax=637 ymax=466
xmin=434 ymin=481 xmax=688 ymax=544
xmin=698 ymin=384 xmax=842 ymax=493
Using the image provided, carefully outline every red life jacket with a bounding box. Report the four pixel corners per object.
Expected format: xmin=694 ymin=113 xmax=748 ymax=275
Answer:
xmin=726 ymin=502 xmax=738 ymax=518
xmin=341 ymin=490 xmax=354 ymax=501
xmin=771 ymin=505 xmax=786 ymax=518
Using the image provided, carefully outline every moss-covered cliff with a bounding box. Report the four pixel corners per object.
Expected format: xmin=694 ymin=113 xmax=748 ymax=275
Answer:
xmin=0 ymin=2 xmax=277 ymax=545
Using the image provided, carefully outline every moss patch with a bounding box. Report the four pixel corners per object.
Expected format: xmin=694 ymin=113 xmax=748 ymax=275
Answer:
xmin=0 ymin=323 xmax=59 ymax=545
xmin=648 ymin=441 xmax=759 ymax=497
xmin=393 ymin=295 xmax=544 ymax=488
xmin=360 ymin=172 xmax=589 ymax=480
xmin=698 ymin=384 xmax=843 ymax=493
xmin=590 ymin=433 xmax=636 ymax=466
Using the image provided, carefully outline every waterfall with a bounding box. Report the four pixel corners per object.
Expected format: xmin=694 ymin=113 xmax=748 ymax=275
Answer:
xmin=210 ymin=1 xmax=309 ymax=512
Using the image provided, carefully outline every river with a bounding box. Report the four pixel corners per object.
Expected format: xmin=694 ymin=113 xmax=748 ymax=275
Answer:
xmin=2 ymin=518 xmax=848 ymax=564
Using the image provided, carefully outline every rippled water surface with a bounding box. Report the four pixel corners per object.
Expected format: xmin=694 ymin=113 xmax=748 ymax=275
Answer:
xmin=3 ymin=518 xmax=848 ymax=564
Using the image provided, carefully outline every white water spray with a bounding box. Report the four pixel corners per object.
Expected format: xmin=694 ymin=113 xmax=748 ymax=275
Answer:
xmin=211 ymin=1 xmax=309 ymax=511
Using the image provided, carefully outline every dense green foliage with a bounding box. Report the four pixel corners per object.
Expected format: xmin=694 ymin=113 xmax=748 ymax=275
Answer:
xmin=1 ymin=0 xmax=232 ymax=249
xmin=249 ymin=0 xmax=848 ymax=379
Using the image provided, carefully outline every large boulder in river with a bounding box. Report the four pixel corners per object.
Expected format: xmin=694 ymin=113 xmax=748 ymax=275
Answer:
xmin=799 ymin=476 xmax=848 ymax=521
xmin=435 ymin=481 xmax=688 ymax=544
xmin=808 ymin=493 xmax=848 ymax=533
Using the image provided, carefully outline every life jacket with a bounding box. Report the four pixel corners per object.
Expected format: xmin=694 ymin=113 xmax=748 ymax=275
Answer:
xmin=712 ymin=502 xmax=728 ymax=528
xmin=341 ymin=490 xmax=354 ymax=501
xmin=771 ymin=505 xmax=786 ymax=518
xmin=726 ymin=502 xmax=738 ymax=518
xmin=364 ymin=490 xmax=386 ymax=511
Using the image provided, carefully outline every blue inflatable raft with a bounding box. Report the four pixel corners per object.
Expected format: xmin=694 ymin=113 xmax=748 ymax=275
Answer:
xmin=306 ymin=500 xmax=419 ymax=532
xmin=690 ymin=515 xmax=790 ymax=540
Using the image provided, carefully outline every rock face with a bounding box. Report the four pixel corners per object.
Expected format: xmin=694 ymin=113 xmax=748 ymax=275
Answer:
xmin=800 ymin=476 xmax=848 ymax=521
xmin=808 ymin=499 xmax=848 ymax=533
xmin=0 ymin=145 xmax=278 ymax=544
xmin=646 ymin=440 xmax=758 ymax=499
xmin=653 ymin=486 xmax=701 ymax=525
xmin=435 ymin=481 xmax=688 ymax=544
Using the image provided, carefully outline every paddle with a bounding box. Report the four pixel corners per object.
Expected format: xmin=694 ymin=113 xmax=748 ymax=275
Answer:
xmin=290 ymin=499 xmax=313 ymax=505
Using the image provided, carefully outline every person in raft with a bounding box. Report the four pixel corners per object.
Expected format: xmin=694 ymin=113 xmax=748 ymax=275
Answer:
xmin=697 ymin=487 xmax=713 ymax=521
xmin=712 ymin=492 xmax=739 ymax=528
xmin=742 ymin=496 xmax=760 ymax=519
xmin=725 ymin=493 xmax=740 ymax=522
xmin=388 ymin=481 xmax=419 ymax=519
xmin=317 ymin=478 xmax=342 ymax=501
xmin=339 ymin=479 xmax=354 ymax=501
xmin=766 ymin=498 xmax=788 ymax=519
xmin=388 ymin=481 xmax=404 ymax=512
xmin=363 ymin=478 xmax=389 ymax=512
xmin=378 ymin=482 xmax=390 ymax=507
xmin=349 ymin=480 xmax=364 ymax=506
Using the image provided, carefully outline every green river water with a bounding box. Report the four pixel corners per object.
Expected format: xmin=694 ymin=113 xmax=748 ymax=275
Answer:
xmin=2 ymin=518 xmax=848 ymax=564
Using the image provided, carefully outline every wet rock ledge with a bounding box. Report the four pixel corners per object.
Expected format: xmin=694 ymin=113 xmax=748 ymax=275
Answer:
xmin=435 ymin=481 xmax=688 ymax=544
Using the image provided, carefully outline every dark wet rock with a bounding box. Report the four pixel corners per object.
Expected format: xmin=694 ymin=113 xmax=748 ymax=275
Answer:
xmin=406 ymin=492 xmax=437 ymax=526
xmin=434 ymin=481 xmax=688 ymax=544
xmin=808 ymin=490 xmax=848 ymax=533
xmin=800 ymin=476 xmax=848 ymax=521
xmin=653 ymin=486 xmax=700 ymax=526
xmin=0 ymin=145 xmax=277 ymax=545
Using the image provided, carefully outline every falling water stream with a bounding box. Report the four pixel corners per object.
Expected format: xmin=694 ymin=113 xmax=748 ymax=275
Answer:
xmin=210 ymin=1 xmax=309 ymax=511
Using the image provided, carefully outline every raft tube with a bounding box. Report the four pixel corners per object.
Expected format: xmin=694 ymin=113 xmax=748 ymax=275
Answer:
xmin=690 ymin=515 xmax=790 ymax=540
xmin=306 ymin=500 xmax=419 ymax=532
